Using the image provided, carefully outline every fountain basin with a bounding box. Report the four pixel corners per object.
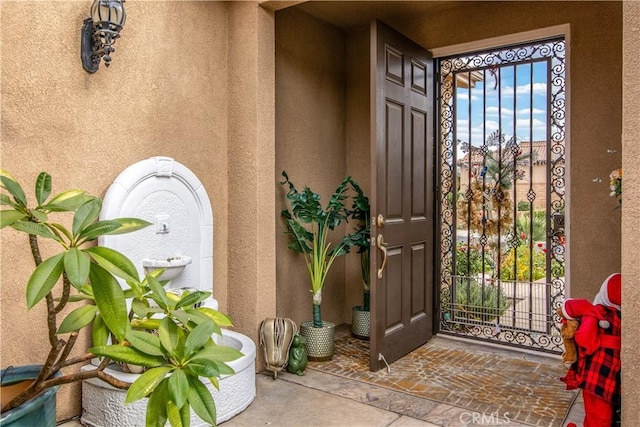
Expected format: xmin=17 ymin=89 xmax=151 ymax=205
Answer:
xmin=81 ymin=329 xmax=256 ymax=426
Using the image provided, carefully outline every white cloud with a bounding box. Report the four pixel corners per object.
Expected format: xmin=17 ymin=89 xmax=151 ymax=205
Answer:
xmin=486 ymin=106 xmax=514 ymax=117
xmin=517 ymin=107 xmax=546 ymax=116
xmin=518 ymin=82 xmax=547 ymax=95
xmin=500 ymin=82 xmax=547 ymax=97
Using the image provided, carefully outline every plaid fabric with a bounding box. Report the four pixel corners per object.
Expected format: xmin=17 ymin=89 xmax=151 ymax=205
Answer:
xmin=561 ymin=305 xmax=621 ymax=404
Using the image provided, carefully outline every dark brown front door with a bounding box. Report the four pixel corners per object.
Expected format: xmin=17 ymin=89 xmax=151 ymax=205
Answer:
xmin=369 ymin=20 xmax=434 ymax=371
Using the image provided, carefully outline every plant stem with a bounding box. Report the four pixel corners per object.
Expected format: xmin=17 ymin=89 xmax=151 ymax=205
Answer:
xmin=312 ymin=304 xmax=322 ymax=328
xmin=363 ymin=291 xmax=370 ymax=312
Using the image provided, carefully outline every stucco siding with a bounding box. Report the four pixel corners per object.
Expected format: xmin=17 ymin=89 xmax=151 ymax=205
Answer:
xmin=1 ymin=1 xmax=229 ymax=420
xmin=275 ymin=8 xmax=348 ymax=326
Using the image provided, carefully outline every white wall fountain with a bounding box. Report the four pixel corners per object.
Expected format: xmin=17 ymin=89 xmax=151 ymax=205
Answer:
xmin=81 ymin=156 xmax=256 ymax=426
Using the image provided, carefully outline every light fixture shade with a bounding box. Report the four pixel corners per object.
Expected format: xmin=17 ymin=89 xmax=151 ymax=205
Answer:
xmin=91 ymin=0 xmax=126 ymax=43
xmin=81 ymin=0 xmax=126 ymax=73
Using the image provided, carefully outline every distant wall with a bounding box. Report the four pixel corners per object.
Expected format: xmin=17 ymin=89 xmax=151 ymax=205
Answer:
xmin=275 ymin=8 xmax=348 ymax=325
xmin=344 ymin=25 xmax=371 ymax=319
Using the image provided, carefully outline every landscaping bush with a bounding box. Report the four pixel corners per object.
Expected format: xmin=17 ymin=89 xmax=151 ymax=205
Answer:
xmin=455 ymin=241 xmax=493 ymax=277
xmin=517 ymin=200 xmax=530 ymax=211
xmin=500 ymin=245 xmax=546 ymax=281
xmin=454 ymin=277 xmax=510 ymax=322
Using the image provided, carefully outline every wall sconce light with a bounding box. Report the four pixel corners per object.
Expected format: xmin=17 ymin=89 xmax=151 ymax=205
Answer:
xmin=81 ymin=0 xmax=126 ymax=73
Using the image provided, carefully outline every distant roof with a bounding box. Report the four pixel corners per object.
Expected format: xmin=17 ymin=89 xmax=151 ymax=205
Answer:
xmin=457 ymin=140 xmax=562 ymax=166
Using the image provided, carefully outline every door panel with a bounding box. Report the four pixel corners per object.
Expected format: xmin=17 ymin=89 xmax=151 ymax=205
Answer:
xmin=370 ymin=20 xmax=434 ymax=371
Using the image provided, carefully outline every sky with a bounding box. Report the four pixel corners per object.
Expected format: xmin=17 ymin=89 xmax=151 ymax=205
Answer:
xmin=454 ymin=60 xmax=551 ymax=147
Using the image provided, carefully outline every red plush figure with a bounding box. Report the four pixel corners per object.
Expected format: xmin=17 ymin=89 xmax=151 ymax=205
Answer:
xmin=561 ymin=273 xmax=621 ymax=427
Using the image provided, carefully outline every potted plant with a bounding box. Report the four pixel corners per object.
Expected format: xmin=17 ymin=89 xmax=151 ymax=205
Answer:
xmin=0 ymin=170 xmax=240 ymax=427
xmin=280 ymin=171 xmax=351 ymax=361
xmin=345 ymin=179 xmax=371 ymax=339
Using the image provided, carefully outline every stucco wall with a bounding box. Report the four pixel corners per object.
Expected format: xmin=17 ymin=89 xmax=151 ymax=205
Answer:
xmin=227 ymin=1 xmax=277 ymax=367
xmin=387 ymin=1 xmax=623 ymax=299
xmin=621 ymin=1 xmax=640 ymax=422
xmin=344 ymin=26 xmax=371 ymax=320
xmin=275 ymin=8 xmax=348 ymax=326
xmin=1 ymin=0 xmax=229 ymax=420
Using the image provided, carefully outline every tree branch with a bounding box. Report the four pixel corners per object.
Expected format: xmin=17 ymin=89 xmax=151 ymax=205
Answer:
xmin=60 ymin=352 xmax=96 ymax=368
xmin=42 ymin=367 xmax=131 ymax=391
xmin=53 ymin=332 xmax=79 ymax=371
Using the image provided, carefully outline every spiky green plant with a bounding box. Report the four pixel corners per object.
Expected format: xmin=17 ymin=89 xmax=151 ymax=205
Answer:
xmin=280 ymin=171 xmax=352 ymax=328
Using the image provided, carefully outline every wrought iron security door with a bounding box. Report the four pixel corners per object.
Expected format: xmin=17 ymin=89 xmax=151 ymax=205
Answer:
xmin=437 ymin=38 xmax=566 ymax=353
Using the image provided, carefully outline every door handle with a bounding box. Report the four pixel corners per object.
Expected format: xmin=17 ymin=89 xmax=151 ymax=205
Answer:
xmin=377 ymin=234 xmax=388 ymax=279
xmin=376 ymin=214 xmax=386 ymax=228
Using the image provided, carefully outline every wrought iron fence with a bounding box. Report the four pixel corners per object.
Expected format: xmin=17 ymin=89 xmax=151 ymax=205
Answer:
xmin=437 ymin=37 xmax=566 ymax=353
xmin=441 ymin=275 xmax=563 ymax=353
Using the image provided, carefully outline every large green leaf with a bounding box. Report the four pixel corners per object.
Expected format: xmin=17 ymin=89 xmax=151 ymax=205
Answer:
xmin=184 ymin=321 xmax=215 ymax=358
xmin=0 ymin=194 xmax=19 ymax=209
xmin=184 ymin=359 xmax=220 ymax=379
xmin=72 ymin=198 xmax=102 ymax=236
xmin=35 ymin=172 xmax=52 ymax=206
xmin=210 ymin=360 xmax=235 ymax=376
xmin=179 ymin=401 xmax=191 ymax=427
xmin=125 ymin=366 xmax=172 ymax=403
xmin=166 ymin=401 xmax=186 ymax=427
xmin=90 ymin=264 xmax=129 ymax=342
xmin=175 ymin=291 xmax=211 ymax=310
xmin=131 ymin=298 xmax=151 ymax=319
xmin=159 ymin=317 xmax=183 ymax=360
xmin=78 ymin=220 xmax=122 ymax=242
xmin=0 ymin=210 xmax=26 ymax=228
xmin=29 ymin=208 xmax=48 ymax=223
xmin=90 ymin=345 xmax=166 ymax=367
xmin=194 ymin=307 xmax=234 ymax=327
xmin=191 ymin=344 xmax=243 ymax=363
xmin=26 ymin=253 xmax=64 ymax=309
xmin=0 ymin=175 xmax=27 ymax=207
xmin=146 ymin=378 xmax=169 ymax=427
xmin=126 ymin=330 xmax=164 ymax=356
xmin=147 ymin=275 xmax=170 ymax=310
xmin=92 ymin=313 xmax=109 ymax=348
xmin=187 ymin=376 xmax=217 ymax=425
xmin=104 ymin=217 xmax=152 ymax=235
xmin=12 ymin=221 xmax=60 ymax=241
xmin=131 ymin=318 xmax=162 ymax=330
xmin=49 ymin=223 xmax=73 ymax=241
xmin=169 ymin=310 xmax=193 ymax=328
xmin=86 ymin=246 xmax=139 ymax=283
xmin=64 ymin=248 xmax=91 ymax=289
xmin=42 ymin=190 xmax=88 ymax=212
xmin=168 ymin=368 xmax=188 ymax=409
xmin=57 ymin=304 xmax=98 ymax=334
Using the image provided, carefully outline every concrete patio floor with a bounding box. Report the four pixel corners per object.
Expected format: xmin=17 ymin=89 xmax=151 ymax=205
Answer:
xmin=221 ymin=368 xmax=584 ymax=427
xmin=60 ymin=333 xmax=585 ymax=427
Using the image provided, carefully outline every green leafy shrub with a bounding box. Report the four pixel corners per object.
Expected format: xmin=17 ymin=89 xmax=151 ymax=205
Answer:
xmin=516 ymin=210 xmax=547 ymax=242
xmin=454 ymin=278 xmax=510 ymax=322
xmin=500 ymin=245 xmax=546 ymax=281
xmin=455 ymin=241 xmax=493 ymax=277
xmin=517 ymin=200 xmax=530 ymax=211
